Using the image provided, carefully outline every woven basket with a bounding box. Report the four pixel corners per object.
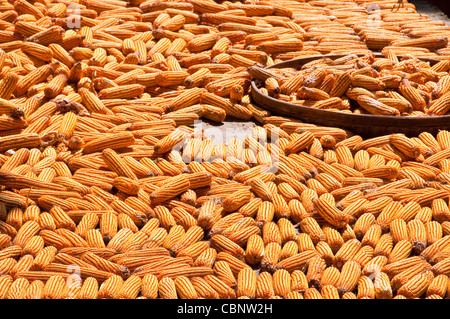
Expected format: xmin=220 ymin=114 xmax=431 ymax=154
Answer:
xmin=250 ymin=53 xmax=447 ymax=138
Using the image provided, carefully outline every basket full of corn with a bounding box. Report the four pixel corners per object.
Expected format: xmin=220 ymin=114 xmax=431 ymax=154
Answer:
xmin=1 ymin=0 xmax=450 ymax=301
xmin=250 ymin=52 xmax=450 ymax=137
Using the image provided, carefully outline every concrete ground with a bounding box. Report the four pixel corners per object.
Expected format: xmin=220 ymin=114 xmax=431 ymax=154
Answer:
xmin=410 ymin=0 xmax=450 ymax=25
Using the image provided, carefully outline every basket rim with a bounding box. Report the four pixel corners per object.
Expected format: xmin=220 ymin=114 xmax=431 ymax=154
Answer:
xmin=250 ymin=53 xmax=450 ymax=128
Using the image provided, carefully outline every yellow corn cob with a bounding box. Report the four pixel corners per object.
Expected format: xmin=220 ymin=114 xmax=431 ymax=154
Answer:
xmin=313 ymin=195 xmax=350 ymax=229
xmin=236 ymin=268 xmax=257 ymax=298
xmin=396 ymin=269 xmax=435 ymax=299
xmin=0 ymin=73 xmax=19 ymax=100
xmin=356 ymin=95 xmax=400 ymax=116
xmin=257 ymin=38 xmax=303 ymax=54
xmin=274 ymin=249 xmax=318 ymax=273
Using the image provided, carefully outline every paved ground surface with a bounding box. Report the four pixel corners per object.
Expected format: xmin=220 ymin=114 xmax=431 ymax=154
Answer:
xmin=411 ymin=0 xmax=450 ymax=25
xmin=212 ymin=0 xmax=450 ymax=142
